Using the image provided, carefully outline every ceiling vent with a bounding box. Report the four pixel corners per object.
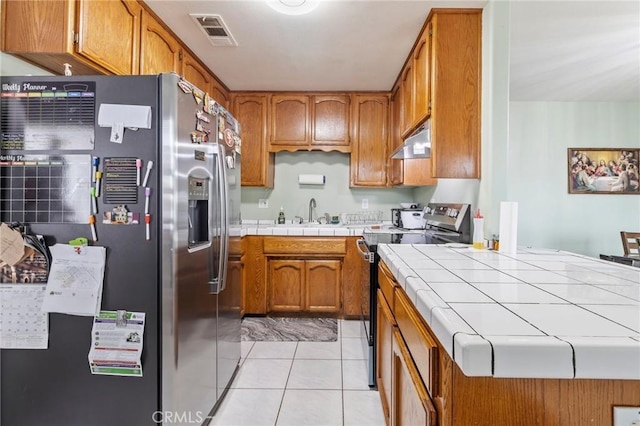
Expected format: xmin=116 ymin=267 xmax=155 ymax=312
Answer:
xmin=190 ymin=14 xmax=237 ymax=47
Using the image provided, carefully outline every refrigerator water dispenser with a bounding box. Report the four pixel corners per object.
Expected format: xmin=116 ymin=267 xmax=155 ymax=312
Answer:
xmin=187 ymin=175 xmax=210 ymax=248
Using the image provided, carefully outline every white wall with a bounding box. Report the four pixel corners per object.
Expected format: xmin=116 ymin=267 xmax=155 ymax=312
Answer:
xmin=0 ymin=52 xmax=52 ymax=76
xmin=509 ymin=101 xmax=640 ymax=257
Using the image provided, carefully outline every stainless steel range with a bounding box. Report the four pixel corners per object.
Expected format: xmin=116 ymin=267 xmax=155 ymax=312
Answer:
xmin=356 ymin=203 xmax=471 ymax=388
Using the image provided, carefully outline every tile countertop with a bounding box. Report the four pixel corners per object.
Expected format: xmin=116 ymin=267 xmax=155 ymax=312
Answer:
xmin=240 ymin=220 xmax=373 ymax=237
xmin=377 ymin=244 xmax=640 ymax=380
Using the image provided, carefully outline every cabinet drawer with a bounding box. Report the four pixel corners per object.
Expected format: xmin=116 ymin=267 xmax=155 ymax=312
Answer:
xmin=395 ymin=288 xmax=439 ymax=397
xmin=378 ymin=261 xmax=396 ymax=310
xmin=263 ymin=237 xmax=346 ymax=255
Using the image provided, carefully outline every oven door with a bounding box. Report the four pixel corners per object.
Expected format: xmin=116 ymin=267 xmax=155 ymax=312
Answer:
xmin=356 ymin=238 xmax=377 ymax=388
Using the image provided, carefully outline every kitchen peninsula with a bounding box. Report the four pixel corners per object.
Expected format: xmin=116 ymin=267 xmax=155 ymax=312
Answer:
xmin=376 ymin=243 xmax=640 ymax=425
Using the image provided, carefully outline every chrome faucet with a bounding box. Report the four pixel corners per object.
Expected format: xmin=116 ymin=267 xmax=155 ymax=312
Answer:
xmin=308 ymin=198 xmax=316 ymax=223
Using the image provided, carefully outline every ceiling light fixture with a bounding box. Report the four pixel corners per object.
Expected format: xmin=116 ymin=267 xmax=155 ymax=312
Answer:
xmin=266 ymin=0 xmax=320 ymax=16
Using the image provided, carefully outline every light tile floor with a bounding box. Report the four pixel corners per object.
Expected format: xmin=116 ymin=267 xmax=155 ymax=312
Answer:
xmin=210 ymin=319 xmax=386 ymax=426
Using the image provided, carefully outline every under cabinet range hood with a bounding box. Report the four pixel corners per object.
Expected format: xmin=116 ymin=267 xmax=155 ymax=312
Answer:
xmin=391 ymin=121 xmax=431 ymax=159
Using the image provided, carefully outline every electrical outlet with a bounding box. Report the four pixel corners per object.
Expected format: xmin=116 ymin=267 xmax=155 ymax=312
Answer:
xmin=614 ymin=407 xmax=640 ymax=426
xmin=361 ymin=199 xmax=369 ymax=209
xmin=258 ymin=199 xmax=268 ymax=209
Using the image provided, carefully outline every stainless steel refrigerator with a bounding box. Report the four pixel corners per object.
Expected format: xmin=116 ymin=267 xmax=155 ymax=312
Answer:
xmin=0 ymin=73 xmax=242 ymax=425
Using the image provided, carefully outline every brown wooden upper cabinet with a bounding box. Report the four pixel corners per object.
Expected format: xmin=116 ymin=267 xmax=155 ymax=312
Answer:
xmin=232 ymin=94 xmax=275 ymax=187
xmin=350 ymin=94 xmax=389 ymax=187
xmin=394 ymin=9 xmax=482 ymax=180
xmin=181 ymin=50 xmax=212 ymax=93
xmin=311 ymin=95 xmax=350 ymax=149
xmin=399 ymin=62 xmax=414 ymax=138
xmin=411 ymin=25 xmax=431 ymax=130
xmin=1 ymin=0 xmax=141 ymax=75
xmin=429 ymin=10 xmax=481 ymax=178
xmin=270 ymin=95 xmax=309 ymax=150
xmin=140 ymin=10 xmax=181 ymax=75
xmin=211 ymin=79 xmax=231 ymax=110
xmin=269 ymin=94 xmax=350 ymax=152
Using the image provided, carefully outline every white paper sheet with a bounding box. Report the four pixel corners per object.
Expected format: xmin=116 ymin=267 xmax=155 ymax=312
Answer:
xmin=41 ymin=244 xmax=106 ymax=316
xmin=0 ymin=284 xmax=48 ymax=349
xmin=88 ymin=310 xmax=145 ymax=377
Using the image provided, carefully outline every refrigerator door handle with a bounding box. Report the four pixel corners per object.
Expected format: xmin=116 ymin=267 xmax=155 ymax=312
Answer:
xmin=217 ymin=145 xmax=229 ymax=293
xmin=208 ymin=145 xmax=229 ymax=295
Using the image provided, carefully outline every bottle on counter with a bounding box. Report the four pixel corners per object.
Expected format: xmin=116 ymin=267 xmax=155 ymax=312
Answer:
xmin=277 ymin=206 xmax=286 ymax=224
xmin=472 ymin=209 xmax=484 ymax=250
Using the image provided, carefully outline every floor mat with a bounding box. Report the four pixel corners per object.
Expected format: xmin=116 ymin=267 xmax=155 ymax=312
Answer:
xmin=241 ymin=317 xmax=338 ymax=342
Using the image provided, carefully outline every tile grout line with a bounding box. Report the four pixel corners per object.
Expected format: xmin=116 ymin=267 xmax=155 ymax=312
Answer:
xmin=273 ymin=341 xmax=298 ymax=426
xmin=340 ymin=320 xmax=346 ymax=426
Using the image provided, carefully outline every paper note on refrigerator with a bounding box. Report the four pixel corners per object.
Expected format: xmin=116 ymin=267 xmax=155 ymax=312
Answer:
xmin=88 ymin=310 xmax=145 ymax=377
xmin=0 ymin=284 xmax=49 ymax=349
xmin=41 ymin=244 xmax=106 ymax=316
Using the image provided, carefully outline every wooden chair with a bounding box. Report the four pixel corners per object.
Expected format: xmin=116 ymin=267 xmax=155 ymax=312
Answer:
xmin=620 ymin=231 xmax=640 ymax=257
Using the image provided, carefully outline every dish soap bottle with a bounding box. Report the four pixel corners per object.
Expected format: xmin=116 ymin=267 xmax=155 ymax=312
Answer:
xmin=277 ymin=206 xmax=286 ymax=224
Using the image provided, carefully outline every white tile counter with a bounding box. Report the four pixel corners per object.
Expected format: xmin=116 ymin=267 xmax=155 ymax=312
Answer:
xmin=241 ymin=220 xmax=369 ymax=237
xmin=377 ymin=244 xmax=640 ymax=380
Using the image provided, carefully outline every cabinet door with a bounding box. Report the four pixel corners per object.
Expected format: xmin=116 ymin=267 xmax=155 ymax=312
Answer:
xmin=77 ymin=0 xmax=141 ymax=74
xmin=270 ymin=95 xmax=310 ymax=149
xmin=350 ymin=95 xmax=389 ymax=187
xmin=392 ymin=330 xmax=437 ymax=426
xmin=140 ymin=10 xmax=181 ymax=74
xmin=412 ymin=27 xmax=431 ymax=127
xmin=305 ymin=260 xmax=341 ymax=313
xmin=311 ymin=95 xmax=350 ymax=150
xmin=232 ymin=95 xmax=274 ymax=187
xmin=269 ymin=260 xmax=305 ymax=312
xmin=181 ymin=50 xmax=212 ymax=93
xmin=389 ymin=84 xmax=403 ymax=186
xmin=429 ymin=11 xmax=481 ymax=179
xmin=243 ymin=236 xmax=267 ymax=314
xmin=400 ymin=62 xmax=414 ymax=137
xmin=377 ymin=291 xmax=395 ymax=425
xmin=212 ymin=79 xmax=231 ymax=110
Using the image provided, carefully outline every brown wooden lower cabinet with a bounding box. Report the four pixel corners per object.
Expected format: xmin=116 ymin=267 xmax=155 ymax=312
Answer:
xmin=376 ymin=291 xmax=395 ymax=425
xmin=306 ymin=260 xmax=341 ymax=312
xmin=243 ymin=236 xmax=268 ymax=314
xmin=378 ymin=285 xmax=437 ymax=426
xmin=243 ymin=236 xmax=367 ymax=317
xmin=268 ymin=258 xmax=341 ymax=313
xmin=392 ymin=329 xmax=437 ymax=426
xmin=269 ymin=259 xmax=305 ymax=311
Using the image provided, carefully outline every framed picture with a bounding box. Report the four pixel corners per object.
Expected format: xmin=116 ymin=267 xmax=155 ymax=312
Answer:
xmin=568 ymin=148 xmax=639 ymax=194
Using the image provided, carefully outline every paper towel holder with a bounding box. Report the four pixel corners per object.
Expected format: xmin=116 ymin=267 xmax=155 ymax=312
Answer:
xmin=298 ymin=174 xmax=326 ymax=185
